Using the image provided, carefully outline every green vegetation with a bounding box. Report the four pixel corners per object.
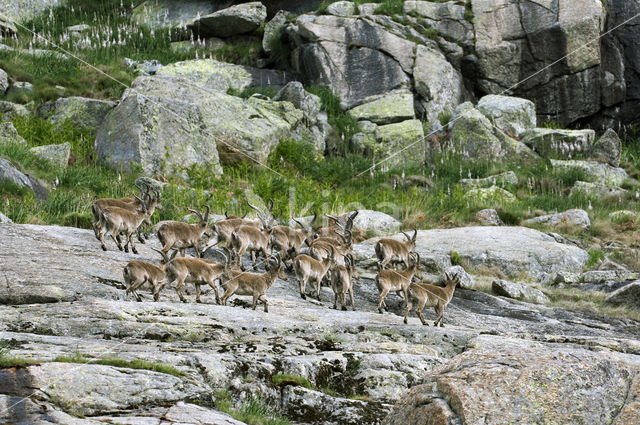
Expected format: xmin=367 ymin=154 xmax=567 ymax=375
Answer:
xmin=544 ymin=286 xmax=640 ymax=323
xmin=307 ymin=86 xmax=359 ymax=144
xmin=215 ymin=389 xmax=291 ymax=425
xmin=0 ymin=340 xmax=40 ymax=368
xmin=449 ymin=250 xmax=462 ymax=266
xmin=271 ymin=373 xmax=313 ymax=389
xmin=464 ymin=1 xmax=474 ymax=23
xmin=53 ymin=354 xmax=185 ymax=377
xmin=227 ymin=86 xmax=280 ymax=99
xmin=585 ymin=248 xmax=605 ymax=269
xmin=212 ymin=40 xmax=263 ymax=67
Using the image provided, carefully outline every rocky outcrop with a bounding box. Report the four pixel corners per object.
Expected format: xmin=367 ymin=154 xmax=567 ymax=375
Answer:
xmin=0 ymin=67 xmax=7 ymax=94
xmin=353 ymin=226 xmax=589 ymax=281
xmin=36 ymin=97 xmax=116 ymax=131
xmin=570 ymin=180 xmax=628 ymax=199
xmin=350 ymin=209 xmax=402 ymax=236
xmin=348 ymin=90 xmax=414 ymax=125
xmin=476 ymin=94 xmax=536 ymax=138
xmin=384 ymin=336 xmax=640 ymax=425
xmin=0 ymin=0 xmax=60 ymax=23
xmin=326 ymin=1 xmax=356 ymax=17
xmin=589 ymin=128 xmax=622 ymax=167
xmin=0 ymin=122 xmax=26 ymax=145
xmin=0 ymin=158 xmax=47 ymax=200
xmin=550 ymin=159 xmax=628 ymax=186
xmin=492 ymin=279 xmax=549 ymax=304
xmin=403 ymin=1 xmax=474 ymax=47
xmin=605 ymin=281 xmax=640 ymax=308
xmin=29 ymin=142 xmax=71 ymax=167
xmin=458 ymin=171 xmax=517 ymax=189
xmin=522 ymin=128 xmax=596 ymax=159
xmin=0 ymin=100 xmax=29 ymax=119
xmin=189 ymin=2 xmax=267 ymax=38
xmin=524 ymin=209 xmax=591 ymax=230
xmin=475 ymin=208 xmax=504 ymax=226
xmin=131 ymin=0 xmax=233 ymax=31
xmin=464 ymin=186 xmax=516 ymax=206
xmin=1 ymin=223 xmax=638 ymax=424
xmin=95 ymin=60 xmax=314 ymax=176
xmin=471 ymin=0 xmax=606 ymax=126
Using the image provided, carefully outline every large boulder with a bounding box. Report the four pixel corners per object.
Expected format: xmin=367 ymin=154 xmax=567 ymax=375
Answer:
xmin=0 ymin=158 xmax=47 ymax=200
xmin=326 ymin=1 xmax=356 ymax=17
xmin=570 ymin=181 xmax=628 ymax=199
xmin=475 ymin=208 xmax=504 ymax=226
xmin=374 ymin=119 xmax=425 ymax=167
xmin=95 ymin=71 xmax=307 ymax=176
xmin=0 ymin=101 xmax=29 ymax=119
xmin=471 ymin=0 xmax=606 ymax=126
xmin=550 ymin=159 xmax=628 ymax=186
xmin=523 ymin=209 xmax=591 ymax=231
xmin=384 ymin=336 xmax=639 ymax=425
xmin=589 ymin=128 xmax=622 ymax=167
xmin=605 ymin=281 xmax=640 ymax=308
xmin=0 ymin=67 xmax=8 ymax=94
xmin=156 ymin=58 xmax=295 ymax=93
xmin=492 ymin=279 xmax=550 ymax=304
xmin=189 ymin=2 xmax=267 ymax=38
xmin=403 ymin=1 xmax=474 ymax=46
xmin=29 ymin=142 xmax=71 ymax=168
xmin=522 ymin=128 xmax=596 ymax=159
xmin=291 ymin=15 xmax=413 ymax=109
xmin=476 ymin=94 xmax=536 ymax=138
xmin=350 ymin=209 xmax=402 ymax=236
xmin=273 ymin=81 xmax=321 ymax=125
xmin=448 ymin=102 xmax=538 ymax=161
xmin=0 ymin=0 xmax=59 ymax=23
xmin=464 ymin=186 xmax=517 ymax=206
xmin=353 ymin=226 xmax=589 ymax=281
xmin=413 ymin=44 xmax=465 ymax=125
xmin=348 ymin=90 xmax=415 ymax=125
xmin=36 ymin=97 xmax=116 ymax=131
xmin=0 ymin=122 xmax=26 ymax=145
xmin=131 ymin=0 xmax=233 ymax=31
xmin=458 ymin=171 xmax=517 ymax=189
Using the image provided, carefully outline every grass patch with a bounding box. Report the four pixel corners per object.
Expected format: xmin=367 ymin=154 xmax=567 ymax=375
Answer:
xmin=272 ymin=374 xmax=313 ymax=389
xmin=0 ymin=340 xmax=40 ymax=368
xmin=212 ymin=40 xmax=263 ymax=67
xmin=374 ymin=0 xmax=405 ymax=15
xmin=307 ymin=85 xmax=359 ymax=146
xmin=215 ymin=390 xmax=291 ymax=425
xmin=227 ymin=86 xmax=280 ymax=99
xmin=585 ymin=249 xmax=605 ymax=269
xmin=53 ymin=354 xmax=184 ymax=377
xmin=544 ymin=286 xmax=640 ymax=322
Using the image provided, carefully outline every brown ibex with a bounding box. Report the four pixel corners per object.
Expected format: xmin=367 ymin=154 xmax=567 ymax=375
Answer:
xmin=374 ymin=252 xmax=422 ymax=313
xmin=374 ymin=229 xmax=418 ymax=270
xmin=156 ymin=248 xmax=225 ymax=304
xmin=157 ymin=205 xmax=211 ymax=258
xmin=228 ymin=201 xmax=275 ymax=269
xmin=404 ymin=269 xmax=460 ymax=326
xmin=270 ymin=215 xmax=316 ymax=269
xmin=97 ymin=195 xmax=150 ymax=254
xmin=294 ymin=246 xmax=334 ymax=300
xmin=313 ymin=210 xmax=358 ymax=240
xmin=220 ymin=253 xmax=287 ymax=312
xmin=122 ymin=249 xmax=178 ymax=301
xmin=330 ymin=253 xmax=357 ymax=311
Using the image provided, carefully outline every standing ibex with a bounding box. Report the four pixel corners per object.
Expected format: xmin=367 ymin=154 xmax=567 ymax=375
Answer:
xmin=228 ymin=201 xmax=275 ymax=269
xmin=309 ymin=230 xmax=352 ymax=266
xmin=374 ymin=252 xmax=422 ymax=313
xmin=330 ymin=253 xmax=357 ymax=311
xmin=97 ymin=195 xmax=151 ymax=254
xmin=404 ymin=269 xmax=460 ymax=326
xmin=156 ymin=248 xmax=225 ymax=304
xmin=375 ymin=229 xmax=418 ymax=270
xmin=270 ymin=215 xmax=316 ymax=268
xmin=294 ymin=246 xmax=334 ymax=300
xmin=122 ymin=248 xmax=178 ymax=301
xmin=220 ymin=253 xmax=287 ymax=312
xmin=313 ymin=211 xmax=358 ymax=240
xmin=157 ymin=205 xmax=211 ymax=258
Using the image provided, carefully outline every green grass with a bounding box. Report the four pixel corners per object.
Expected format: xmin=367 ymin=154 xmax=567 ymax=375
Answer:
xmin=53 ymin=354 xmax=184 ymax=377
xmin=212 ymin=40 xmax=263 ymax=67
xmin=227 ymin=86 xmax=280 ymax=99
xmin=272 ymin=374 xmax=313 ymax=389
xmin=585 ymin=248 xmax=605 ymax=269
xmin=307 ymin=86 xmax=359 ymax=145
xmin=215 ymin=390 xmax=290 ymax=425
xmin=374 ymin=0 xmax=405 ymax=15
xmin=0 ymin=340 xmax=40 ymax=368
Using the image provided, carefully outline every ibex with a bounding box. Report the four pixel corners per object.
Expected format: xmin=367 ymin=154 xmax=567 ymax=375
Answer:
xmin=213 ymin=212 xmax=260 ymax=245
xmin=156 ymin=248 xmax=225 ymax=304
xmin=313 ymin=211 xmax=358 ymax=240
xmin=404 ymin=270 xmax=460 ymax=326
xmin=309 ymin=230 xmax=352 ymax=266
xmin=96 ymin=195 xmax=150 ymax=254
xmin=330 ymin=253 xmax=357 ymax=311
xmin=374 ymin=252 xmax=422 ymax=314
xmin=228 ymin=201 xmax=275 ymax=269
xmin=270 ymin=215 xmax=316 ymax=268
xmin=375 ymin=229 xmax=418 ymax=270
xmin=294 ymin=246 xmax=334 ymax=300
xmin=122 ymin=249 xmax=177 ymax=301
xmin=157 ymin=205 xmax=211 ymax=258
xmin=220 ymin=253 xmax=287 ymax=312
xmin=92 ymin=182 xmax=159 ymax=243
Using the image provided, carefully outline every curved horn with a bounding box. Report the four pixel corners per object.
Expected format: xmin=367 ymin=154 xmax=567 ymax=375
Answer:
xmin=334 ymin=229 xmax=348 ymax=245
xmin=224 ymin=211 xmax=230 ymax=219
xmin=134 ymin=195 xmax=147 ymax=211
xmin=310 ymin=213 xmax=318 ymax=227
xmin=326 ymin=213 xmax=341 ymax=223
xmin=187 ymin=208 xmax=204 ymax=221
xmin=247 ymin=202 xmax=264 ymax=217
xmin=241 ymin=211 xmax=248 ymax=219
xmin=412 ymin=229 xmax=418 ymax=242
xmin=215 ymin=248 xmax=228 ymax=265
xmin=203 ymin=205 xmax=210 ymax=222
xmin=349 ymin=210 xmax=359 ymax=220
xmin=293 ymin=218 xmax=306 ymax=229
xmin=402 ymin=231 xmax=411 ymax=241
xmin=152 ymin=188 xmax=160 ymax=200
xmin=268 ymin=199 xmax=274 ymax=213
xmin=151 ymin=248 xmax=169 ymax=264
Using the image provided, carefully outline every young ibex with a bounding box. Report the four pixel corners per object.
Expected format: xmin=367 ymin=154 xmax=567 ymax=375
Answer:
xmin=270 ymin=215 xmax=317 ymax=268
xmin=97 ymin=195 xmax=150 ymax=254
xmin=374 ymin=252 xmax=422 ymax=314
xmin=330 ymin=253 xmax=357 ymax=311
xmin=294 ymin=246 xmax=334 ymax=300
xmin=156 ymin=248 xmax=225 ymax=304
xmin=404 ymin=270 xmax=460 ymax=326
xmin=157 ymin=205 xmax=211 ymax=258
xmin=375 ymin=229 xmax=418 ymax=270
xmin=220 ymin=253 xmax=287 ymax=312
xmin=122 ymin=248 xmax=178 ymax=302
xmin=228 ymin=201 xmax=276 ymax=269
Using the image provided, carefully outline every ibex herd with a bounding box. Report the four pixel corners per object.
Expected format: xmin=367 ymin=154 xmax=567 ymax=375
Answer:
xmin=94 ymin=183 xmax=461 ymax=326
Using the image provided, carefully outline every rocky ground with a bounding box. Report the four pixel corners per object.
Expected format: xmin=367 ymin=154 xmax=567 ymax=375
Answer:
xmin=1 ymin=223 xmax=639 ymax=425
